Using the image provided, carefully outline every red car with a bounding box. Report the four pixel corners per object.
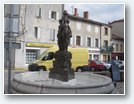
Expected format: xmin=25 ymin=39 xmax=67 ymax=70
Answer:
xmin=88 ymin=60 xmax=104 ymax=71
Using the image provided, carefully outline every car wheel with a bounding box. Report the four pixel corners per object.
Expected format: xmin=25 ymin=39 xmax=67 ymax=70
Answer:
xmin=38 ymin=67 xmax=46 ymax=71
xmin=91 ymin=67 xmax=95 ymax=71
xmin=104 ymin=66 xmax=107 ymax=70
xmin=76 ymin=67 xmax=83 ymax=72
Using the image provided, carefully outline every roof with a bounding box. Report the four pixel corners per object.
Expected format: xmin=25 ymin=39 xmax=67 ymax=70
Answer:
xmin=111 ymin=34 xmax=124 ymax=40
xmin=68 ymin=14 xmax=110 ymax=27
xmin=110 ymin=19 xmax=124 ymax=24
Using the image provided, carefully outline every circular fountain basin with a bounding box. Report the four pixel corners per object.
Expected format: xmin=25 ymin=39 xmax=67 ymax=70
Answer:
xmin=11 ymin=71 xmax=114 ymax=94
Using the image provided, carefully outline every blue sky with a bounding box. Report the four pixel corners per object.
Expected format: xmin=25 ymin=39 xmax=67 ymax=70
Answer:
xmin=65 ymin=4 xmax=124 ymax=24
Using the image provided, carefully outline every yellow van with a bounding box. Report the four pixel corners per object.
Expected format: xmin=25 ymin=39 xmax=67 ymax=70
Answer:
xmin=28 ymin=46 xmax=89 ymax=72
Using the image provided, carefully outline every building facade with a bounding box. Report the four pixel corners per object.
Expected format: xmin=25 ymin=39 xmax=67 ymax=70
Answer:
xmin=4 ymin=5 xmax=112 ymax=69
xmin=100 ymin=25 xmax=111 ymax=62
xmin=111 ymin=35 xmax=124 ymax=60
xmin=68 ymin=8 xmax=111 ymax=61
xmin=4 ymin=4 xmax=63 ymax=69
xmin=110 ymin=19 xmax=124 ymax=60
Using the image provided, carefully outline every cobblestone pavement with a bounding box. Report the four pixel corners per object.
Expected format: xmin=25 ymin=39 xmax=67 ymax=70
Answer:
xmin=116 ymin=82 xmax=124 ymax=94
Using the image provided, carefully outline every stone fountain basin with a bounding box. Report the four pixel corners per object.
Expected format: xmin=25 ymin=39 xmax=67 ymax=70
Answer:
xmin=11 ymin=71 xmax=114 ymax=94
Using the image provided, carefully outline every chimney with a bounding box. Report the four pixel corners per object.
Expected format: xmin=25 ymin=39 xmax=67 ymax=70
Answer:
xmin=74 ymin=8 xmax=78 ymax=16
xmin=83 ymin=11 xmax=89 ymax=19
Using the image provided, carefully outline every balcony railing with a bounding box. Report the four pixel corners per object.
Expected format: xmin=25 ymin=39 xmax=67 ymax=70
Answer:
xmin=100 ymin=46 xmax=113 ymax=54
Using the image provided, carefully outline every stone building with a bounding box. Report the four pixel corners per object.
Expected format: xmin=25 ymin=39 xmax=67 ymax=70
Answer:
xmin=4 ymin=5 xmax=112 ymax=69
xmin=4 ymin=4 xmax=63 ymax=69
xmin=110 ymin=19 xmax=124 ymax=60
xmin=68 ymin=8 xmax=111 ymax=61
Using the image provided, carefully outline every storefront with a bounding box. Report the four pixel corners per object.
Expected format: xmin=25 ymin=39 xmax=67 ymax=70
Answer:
xmin=88 ymin=48 xmax=100 ymax=61
xmin=111 ymin=52 xmax=124 ymax=60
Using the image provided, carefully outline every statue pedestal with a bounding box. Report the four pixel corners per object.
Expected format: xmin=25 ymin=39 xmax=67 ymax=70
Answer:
xmin=49 ymin=51 xmax=75 ymax=82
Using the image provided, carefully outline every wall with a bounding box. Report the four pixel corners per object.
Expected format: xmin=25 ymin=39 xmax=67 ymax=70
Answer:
xmin=15 ymin=4 xmax=63 ymax=69
xmin=111 ymin=21 xmax=124 ymax=38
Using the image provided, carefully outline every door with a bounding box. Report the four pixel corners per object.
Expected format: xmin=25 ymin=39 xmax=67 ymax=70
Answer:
xmin=41 ymin=52 xmax=54 ymax=70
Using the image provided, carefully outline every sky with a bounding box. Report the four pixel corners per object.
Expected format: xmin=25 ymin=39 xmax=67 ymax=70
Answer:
xmin=65 ymin=4 xmax=124 ymax=24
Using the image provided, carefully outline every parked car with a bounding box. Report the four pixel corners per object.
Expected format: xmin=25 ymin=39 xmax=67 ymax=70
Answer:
xmin=88 ymin=60 xmax=104 ymax=71
xmin=118 ymin=60 xmax=124 ymax=70
xmin=109 ymin=60 xmax=124 ymax=70
xmin=101 ymin=61 xmax=111 ymax=70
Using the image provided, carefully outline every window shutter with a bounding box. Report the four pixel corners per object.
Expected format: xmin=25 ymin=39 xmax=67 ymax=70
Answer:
xmin=37 ymin=27 xmax=40 ymax=39
xmin=81 ymin=36 xmax=83 ymax=46
xmin=50 ymin=29 xmax=52 ymax=40
xmin=85 ymin=37 xmax=87 ymax=46
xmin=90 ymin=38 xmax=92 ymax=47
xmin=98 ymin=39 xmax=100 ymax=48
xmin=49 ymin=11 xmax=51 ymax=19
xmin=94 ymin=38 xmax=96 ymax=47
xmin=91 ymin=38 xmax=93 ymax=47
xmin=56 ymin=12 xmax=59 ymax=20
xmin=70 ymin=37 xmax=73 ymax=45
xmin=74 ymin=35 xmax=76 ymax=45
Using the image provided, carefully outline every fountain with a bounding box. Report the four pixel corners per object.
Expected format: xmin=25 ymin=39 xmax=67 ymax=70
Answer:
xmin=11 ymin=11 xmax=115 ymax=94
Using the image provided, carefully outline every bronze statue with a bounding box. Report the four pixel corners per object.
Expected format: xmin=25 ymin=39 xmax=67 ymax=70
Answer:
xmin=57 ymin=10 xmax=72 ymax=51
xmin=49 ymin=10 xmax=74 ymax=82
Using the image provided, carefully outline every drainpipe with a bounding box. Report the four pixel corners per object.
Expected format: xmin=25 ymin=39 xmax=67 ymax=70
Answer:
xmin=62 ymin=4 xmax=64 ymax=17
xmin=100 ymin=26 xmax=102 ymax=61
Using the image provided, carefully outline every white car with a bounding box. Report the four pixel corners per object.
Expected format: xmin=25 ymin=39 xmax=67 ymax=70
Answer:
xmin=101 ymin=61 xmax=111 ymax=70
xmin=118 ymin=61 xmax=124 ymax=70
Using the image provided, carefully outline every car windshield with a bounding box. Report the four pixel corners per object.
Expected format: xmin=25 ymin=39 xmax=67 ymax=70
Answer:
xmin=95 ymin=61 xmax=102 ymax=64
xmin=37 ymin=50 xmax=48 ymax=60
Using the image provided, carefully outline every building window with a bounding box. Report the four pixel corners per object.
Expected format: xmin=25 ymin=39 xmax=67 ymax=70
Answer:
xmin=120 ymin=44 xmax=123 ymax=52
xmin=76 ymin=36 xmax=81 ymax=46
xmin=87 ymin=37 xmax=91 ymax=47
xmin=51 ymin=11 xmax=56 ymax=20
xmin=26 ymin=49 xmax=39 ymax=64
xmin=50 ymin=29 xmax=55 ymax=41
xmin=95 ymin=39 xmax=99 ymax=47
xmin=104 ymin=40 xmax=108 ymax=48
xmin=103 ymin=55 xmax=107 ymax=61
xmin=87 ymin=25 xmax=91 ymax=32
xmin=76 ymin=22 xmax=81 ymax=30
xmin=34 ymin=27 xmax=38 ymax=38
xmin=116 ymin=44 xmax=118 ymax=51
xmin=105 ymin=27 xmax=108 ymax=35
xmin=89 ymin=54 xmax=92 ymax=61
xmin=94 ymin=55 xmax=99 ymax=61
xmin=95 ymin=26 xmax=99 ymax=33
xmin=36 ymin=8 xmax=41 ymax=18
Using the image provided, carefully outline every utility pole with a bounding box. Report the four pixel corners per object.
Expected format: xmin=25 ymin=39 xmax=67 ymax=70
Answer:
xmin=7 ymin=5 xmax=13 ymax=94
xmin=4 ymin=4 xmax=20 ymax=94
